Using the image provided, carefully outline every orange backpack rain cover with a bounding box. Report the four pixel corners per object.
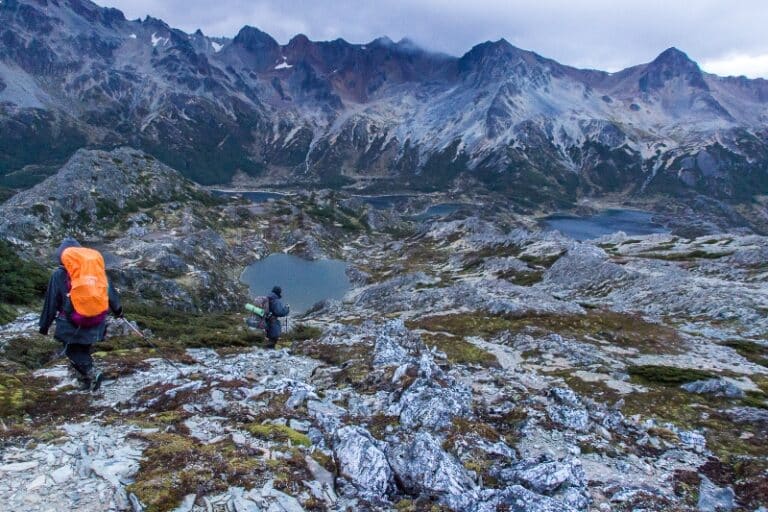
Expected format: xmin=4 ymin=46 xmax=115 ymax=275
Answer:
xmin=61 ymin=247 xmax=109 ymax=317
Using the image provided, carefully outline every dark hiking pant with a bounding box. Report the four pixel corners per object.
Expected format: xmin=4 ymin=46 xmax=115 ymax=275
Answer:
xmin=65 ymin=343 xmax=94 ymax=376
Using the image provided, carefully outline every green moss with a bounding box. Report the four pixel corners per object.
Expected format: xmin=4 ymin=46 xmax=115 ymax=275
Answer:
xmin=2 ymin=336 xmax=60 ymax=370
xmin=627 ymin=365 xmax=717 ymax=386
xmin=291 ymin=338 xmax=374 ymax=390
xmin=409 ymin=310 xmax=682 ymax=354
xmin=0 ymin=371 xmax=91 ymax=426
xmin=519 ymin=251 xmax=565 ymax=268
xmin=283 ymin=324 xmax=323 ymax=343
xmin=367 ymin=414 xmax=400 ymax=440
xmin=723 ymin=339 xmax=768 ymax=367
xmin=498 ymin=269 xmax=544 ymax=286
xmin=422 ymin=333 xmax=499 ymax=368
xmin=123 ymin=304 xmax=264 ymax=349
xmin=741 ymin=391 xmax=768 ymax=410
xmin=310 ymin=450 xmax=336 ymax=473
xmin=126 ymin=433 xmax=262 ymax=512
xmin=246 ymin=424 xmax=311 ymax=447
xmin=0 ymin=240 xmax=50 ymax=306
xmin=673 ymin=470 xmax=701 ymax=507
xmin=0 ymin=373 xmax=34 ymax=418
xmin=0 ymin=303 xmax=17 ymax=325
xmin=95 ymin=198 xmax=120 ymax=219
xmin=642 ymin=249 xmax=733 ymax=261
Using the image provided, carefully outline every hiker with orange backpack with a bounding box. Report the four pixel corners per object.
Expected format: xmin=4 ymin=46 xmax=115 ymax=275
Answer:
xmin=39 ymin=238 xmax=122 ymax=391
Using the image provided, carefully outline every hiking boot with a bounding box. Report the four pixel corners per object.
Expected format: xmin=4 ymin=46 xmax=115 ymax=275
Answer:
xmin=87 ymin=369 xmax=104 ymax=392
xmin=77 ymin=377 xmax=91 ymax=391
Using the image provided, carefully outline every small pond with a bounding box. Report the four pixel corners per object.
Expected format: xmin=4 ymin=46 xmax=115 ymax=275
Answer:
xmin=212 ymin=190 xmax=291 ymax=203
xmin=240 ymin=254 xmax=351 ymax=315
xmin=541 ymin=209 xmax=668 ymax=241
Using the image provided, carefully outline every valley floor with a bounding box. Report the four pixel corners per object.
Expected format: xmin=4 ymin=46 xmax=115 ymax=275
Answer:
xmin=2 ymin=193 xmax=768 ymax=512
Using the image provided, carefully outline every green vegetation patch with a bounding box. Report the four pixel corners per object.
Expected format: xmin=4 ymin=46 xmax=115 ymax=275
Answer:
xmin=642 ymin=249 xmax=734 ymax=261
xmin=246 ymin=423 xmax=311 ymax=447
xmin=497 ymin=269 xmax=544 ymax=286
xmin=409 ymin=310 xmax=682 ymax=354
xmin=366 ymin=414 xmax=401 ymax=440
xmin=126 ymin=433 xmax=263 ymax=512
xmin=304 ymin=201 xmax=370 ymax=233
xmin=0 ymin=371 xmax=91 ymax=429
xmin=0 ymin=303 xmax=17 ymax=324
xmin=123 ymin=304 xmax=264 ymax=348
xmin=627 ymin=365 xmax=717 ymax=386
xmin=723 ymin=339 xmax=768 ymax=367
xmin=0 ymin=240 xmax=50 ymax=310
xmin=421 ymin=333 xmax=499 ymax=368
xmin=1 ymin=335 xmax=60 ymax=370
xmin=291 ymin=338 xmax=374 ymax=391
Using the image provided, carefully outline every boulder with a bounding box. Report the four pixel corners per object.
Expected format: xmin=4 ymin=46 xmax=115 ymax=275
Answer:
xmin=386 ymin=432 xmax=476 ymax=497
xmin=547 ymin=388 xmax=590 ymax=432
xmin=681 ymin=379 xmax=744 ymax=398
xmin=333 ymin=426 xmax=392 ymax=501
xmin=394 ymin=377 xmax=472 ymax=431
xmin=511 ymin=457 xmax=586 ymax=494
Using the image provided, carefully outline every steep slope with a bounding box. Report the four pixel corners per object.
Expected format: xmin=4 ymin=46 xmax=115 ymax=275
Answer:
xmin=1 ymin=0 xmax=768 ymax=203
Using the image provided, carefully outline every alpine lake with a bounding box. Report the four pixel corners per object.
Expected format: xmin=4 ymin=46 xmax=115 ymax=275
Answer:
xmin=541 ymin=208 xmax=668 ymax=241
xmin=240 ymin=253 xmax=351 ymax=316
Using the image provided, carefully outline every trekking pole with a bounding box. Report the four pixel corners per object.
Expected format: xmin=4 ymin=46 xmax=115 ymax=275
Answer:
xmin=121 ymin=317 xmax=185 ymax=375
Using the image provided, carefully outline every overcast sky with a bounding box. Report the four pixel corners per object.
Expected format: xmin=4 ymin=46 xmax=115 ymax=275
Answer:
xmin=100 ymin=0 xmax=768 ymax=78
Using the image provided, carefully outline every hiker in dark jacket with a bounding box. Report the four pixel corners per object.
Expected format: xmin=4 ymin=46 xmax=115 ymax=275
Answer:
xmin=39 ymin=238 xmax=122 ymax=391
xmin=266 ymin=285 xmax=289 ymax=348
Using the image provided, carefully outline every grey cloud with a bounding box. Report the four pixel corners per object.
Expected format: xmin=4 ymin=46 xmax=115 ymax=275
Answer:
xmin=100 ymin=0 xmax=768 ymax=77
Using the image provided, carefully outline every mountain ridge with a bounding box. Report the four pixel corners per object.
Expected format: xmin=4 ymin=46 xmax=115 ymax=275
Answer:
xmin=1 ymin=0 xmax=768 ymax=205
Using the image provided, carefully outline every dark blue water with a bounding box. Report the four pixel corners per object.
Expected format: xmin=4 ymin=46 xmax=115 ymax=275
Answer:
xmin=213 ymin=190 xmax=290 ymax=202
xmin=541 ymin=209 xmax=668 ymax=241
xmin=241 ymin=254 xmax=351 ymax=315
xmin=410 ymin=203 xmax=470 ymax=221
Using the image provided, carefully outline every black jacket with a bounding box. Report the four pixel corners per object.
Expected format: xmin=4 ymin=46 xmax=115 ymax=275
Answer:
xmin=266 ymin=292 xmax=289 ymax=339
xmin=39 ymin=239 xmax=122 ymax=345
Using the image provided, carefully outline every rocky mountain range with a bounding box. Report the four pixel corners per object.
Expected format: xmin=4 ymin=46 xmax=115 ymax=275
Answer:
xmin=2 ymin=0 xmax=768 ymax=205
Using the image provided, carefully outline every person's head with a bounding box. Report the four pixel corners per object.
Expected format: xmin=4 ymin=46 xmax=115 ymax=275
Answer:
xmin=271 ymin=285 xmax=282 ymax=298
xmin=56 ymin=237 xmax=81 ymax=264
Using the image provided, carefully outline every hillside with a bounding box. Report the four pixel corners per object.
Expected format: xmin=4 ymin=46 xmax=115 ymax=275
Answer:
xmin=1 ymin=0 xmax=768 ymax=204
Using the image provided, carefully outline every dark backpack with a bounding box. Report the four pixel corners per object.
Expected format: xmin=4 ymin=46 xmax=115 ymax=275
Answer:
xmin=245 ymin=296 xmax=271 ymax=330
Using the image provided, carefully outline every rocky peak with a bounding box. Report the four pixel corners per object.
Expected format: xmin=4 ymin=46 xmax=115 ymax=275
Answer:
xmin=639 ymin=46 xmax=708 ymax=91
xmin=233 ymin=25 xmax=280 ymax=53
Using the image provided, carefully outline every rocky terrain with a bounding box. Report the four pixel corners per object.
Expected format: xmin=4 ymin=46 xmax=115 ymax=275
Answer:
xmin=2 ymin=0 xmax=768 ymax=207
xmin=1 ymin=150 xmax=768 ymax=511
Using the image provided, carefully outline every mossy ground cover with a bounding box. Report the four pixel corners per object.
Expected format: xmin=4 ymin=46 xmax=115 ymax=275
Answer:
xmin=0 ymin=370 xmax=92 ymax=439
xmin=627 ymin=365 xmax=717 ymax=386
xmin=246 ymin=424 xmax=310 ymax=447
xmin=0 ymin=240 xmax=50 ymax=324
xmin=0 ymin=303 xmax=17 ymax=324
xmin=640 ymin=249 xmax=734 ymax=261
xmin=125 ymin=432 xmax=264 ymax=512
xmin=496 ymin=269 xmax=544 ymax=286
xmin=409 ymin=310 xmax=682 ymax=354
xmin=1 ymin=335 xmax=60 ymax=370
xmin=291 ymin=338 xmax=374 ymax=390
xmin=723 ymin=339 xmax=768 ymax=367
xmin=122 ymin=304 xmax=264 ymax=348
xmin=421 ymin=333 xmax=499 ymax=368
